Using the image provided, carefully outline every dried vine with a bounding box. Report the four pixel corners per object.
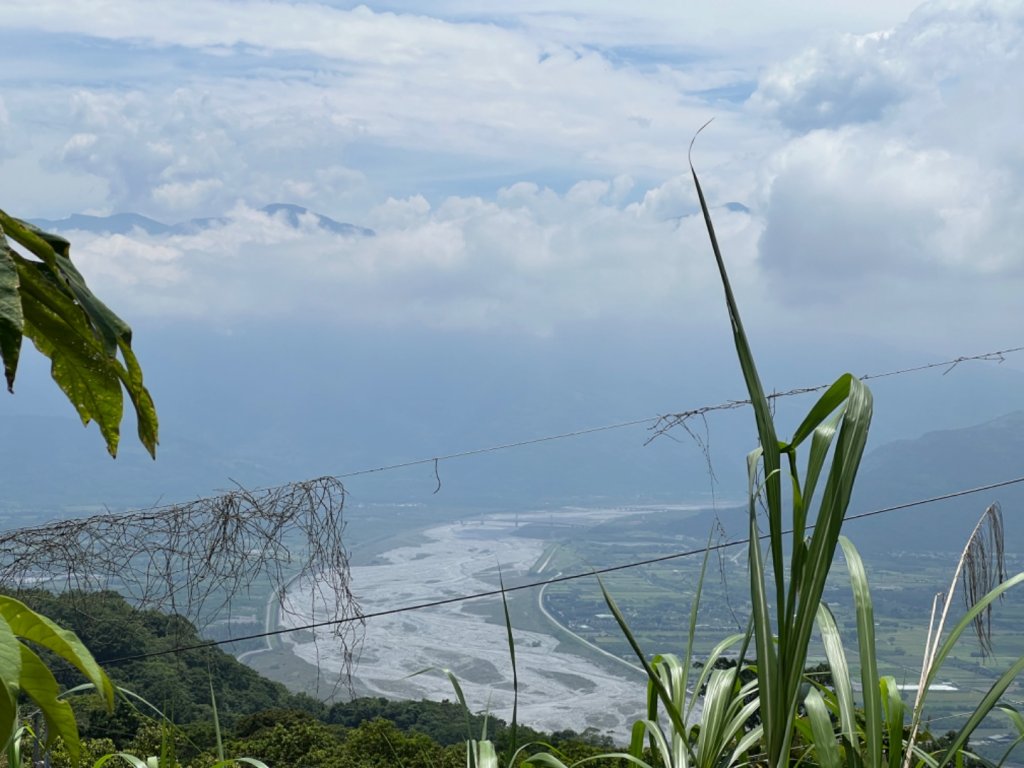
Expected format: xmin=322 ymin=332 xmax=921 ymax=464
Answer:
xmin=0 ymin=476 xmax=362 ymax=681
xmin=962 ymin=502 xmax=1006 ymax=655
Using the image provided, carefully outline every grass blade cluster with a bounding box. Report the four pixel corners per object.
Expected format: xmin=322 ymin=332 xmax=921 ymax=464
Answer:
xmin=522 ymin=137 xmax=1024 ymax=768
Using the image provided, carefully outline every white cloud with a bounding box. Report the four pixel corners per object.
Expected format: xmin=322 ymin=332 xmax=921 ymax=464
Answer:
xmin=151 ymin=178 xmax=224 ymax=210
xmin=0 ymin=96 xmax=10 ymax=158
xmin=71 ymin=233 xmax=186 ymax=288
xmin=747 ymin=0 xmax=1024 ymax=346
xmin=758 ymin=128 xmax=1022 ymax=279
xmin=751 ymin=0 xmax=1024 ymax=132
xmin=4 ymin=0 xmax=1022 ymax=354
xmin=0 ymin=0 xmax=933 ymax=78
xmin=0 ymin=2 xmax=783 ymax=221
xmin=63 ymin=185 xmax=756 ymax=335
xmin=750 ymin=31 xmax=910 ymax=130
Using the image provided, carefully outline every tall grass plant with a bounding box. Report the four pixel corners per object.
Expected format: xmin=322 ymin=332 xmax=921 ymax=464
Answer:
xmin=521 ymin=135 xmax=1024 ymax=768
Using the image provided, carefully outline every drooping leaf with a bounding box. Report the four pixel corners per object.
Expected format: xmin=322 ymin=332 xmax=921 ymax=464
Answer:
xmin=0 ymin=615 xmax=21 ymax=755
xmin=19 ymin=277 xmax=125 ymax=455
xmin=116 ymin=336 xmax=159 ymax=457
xmin=0 ymin=212 xmax=126 ymax=355
xmin=0 ymin=595 xmax=115 ymax=709
xmin=91 ymin=753 xmax=150 ymax=768
xmin=598 ymin=578 xmax=688 ymax=740
xmin=0 ymin=209 xmax=158 ymax=457
xmin=17 ymin=644 xmax=80 ymax=762
xmin=0 ymin=235 xmax=23 ymax=392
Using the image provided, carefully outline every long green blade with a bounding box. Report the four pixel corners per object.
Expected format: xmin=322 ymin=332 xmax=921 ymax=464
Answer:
xmin=925 ymin=572 xmax=1024 ymax=691
xmin=936 ymin=655 xmax=1024 ymax=767
xmin=881 ymin=676 xmax=905 ymax=768
xmin=839 ymin=536 xmax=883 ymax=768
xmin=816 ymin=602 xmax=862 ymax=765
xmin=599 ymin=578 xmax=688 ymax=739
xmin=499 ymin=574 xmax=519 ymax=765
xmin=806 ymin=687 xmax=842 ymax=768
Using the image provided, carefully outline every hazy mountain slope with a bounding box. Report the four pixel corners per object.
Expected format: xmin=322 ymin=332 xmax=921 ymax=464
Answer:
xmin=29 ymin=204 xmax=374 ymax=237
xmin=664 ymin=409 xmax=1024 ymax=556
xmin=847 ymin=410 xmax=1024 ymax=552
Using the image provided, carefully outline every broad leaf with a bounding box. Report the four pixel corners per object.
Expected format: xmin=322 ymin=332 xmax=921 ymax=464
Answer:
xmin=0 ymin=616 xmax=21 ymax=755
xmin=0 ymin=208 xmax=158 ymax=457
xmin=0 ymin=595 xmax=115 ymax=708
xmin=0 ymin=237 xmax=23 ymax=392
xmin=18 ymin=644 xmax=81 ymax=762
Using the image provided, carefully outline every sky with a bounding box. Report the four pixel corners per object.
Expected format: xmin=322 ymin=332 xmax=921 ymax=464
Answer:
xmin=2 ymin=1 xmax=1024 ymax=504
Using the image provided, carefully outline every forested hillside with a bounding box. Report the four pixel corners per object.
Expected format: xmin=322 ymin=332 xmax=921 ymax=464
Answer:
xmin=17 ymin=590 xmax=614 ymax=767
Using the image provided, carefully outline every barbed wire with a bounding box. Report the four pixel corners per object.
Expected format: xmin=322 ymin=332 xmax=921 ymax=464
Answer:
xmin=4 ymin=342 xmax=1023 ymax=682
xmin=96 ymin=471 xmax=1024 ymax=666
xmin=646 ymin=345 xmax=1024 ymax=441
xmin=9 ymin=343 xmax=1019 ymax=535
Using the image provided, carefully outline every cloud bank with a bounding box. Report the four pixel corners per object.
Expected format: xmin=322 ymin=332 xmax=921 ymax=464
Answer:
xmin=1 ymin=0 xmax=1021 ymax=352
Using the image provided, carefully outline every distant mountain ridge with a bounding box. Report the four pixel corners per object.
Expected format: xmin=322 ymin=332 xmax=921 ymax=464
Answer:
xmin=663 ymin=409 xmax=1024 ymax=556
xmin=841 ymin=410 xmax=1024 ymax=553
xmin=30 ymin=203 xmax=374 ymax=237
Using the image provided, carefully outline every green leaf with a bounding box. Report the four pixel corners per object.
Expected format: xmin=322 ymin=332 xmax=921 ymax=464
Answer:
xmin=210 ymin=760 xmax=271 ymax=768
xmin=839 ymin=536 xmax=883 ymax=768
xmin=690 ymin=632 xmax=746 ymax=724
xmin=21 ymin=285 xmax=124 ymax=455
xmin=15 ymin=256 xmax=125 ymax=455
xmin=746 ymin=448 xmax=779 ymax=758
xmin=0 ymin=238 xmax=23 ymax=392
xmin=0 ymin=209 xmax=158 ymax=457
xmin=936 ymin=655 xmax=1024 ymax=767
xmin=786 ymin=375 xmax=855 ymax=451
xmin=598 ymin=579 xmax=689 ymax=741
xmin=816 ymin=602 xmax=862 ymax=766
xmin=0 ymin=595 xmax=115 ymax=709
xmin=210 ymin=677 xmax=224 ymax=762
xmin=697 ymin=667 xmax=743 ymax=768
xmin=692 ymin=133 xmax=874 ymax=768
xmin=806 ymin=687 xmax=842 ymax=768
xmin=880 ymin=676 xmax=905 ymax=768
xmin=91 ymin=752 xmax=151 ymax=768
xmin=0 ymin=615 xmax=21 ymax=756
xmin=0 ymin=212 xmax=126 ymax=355
xmin=783 ymin=379 xmax=872 ymax=758
xmin=115 ymin=336 xmax=158 ymax=458
xmin=681 ymin=527 xmax=717 ymax=719
xmin=925 ymin=571 xmax=1024 ymax=692
xmin=18 ymin=643 xmax=81 ymax=762
xmin=499 ymin=574 xmax=519 ymax=765
xmin=799 ymin=410 xmax=843 ymax=531
xmin=993 ymin=706 xmax=1024 ymax=768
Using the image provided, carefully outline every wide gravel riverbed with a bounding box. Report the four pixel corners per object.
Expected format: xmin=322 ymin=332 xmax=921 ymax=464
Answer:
xmin=279 ymin=509 xmax=649 ymax=739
